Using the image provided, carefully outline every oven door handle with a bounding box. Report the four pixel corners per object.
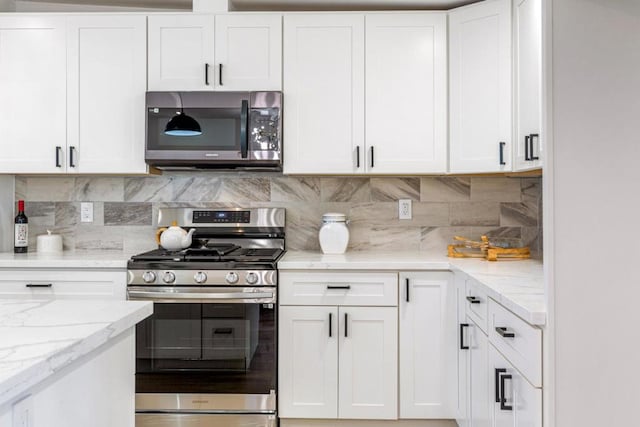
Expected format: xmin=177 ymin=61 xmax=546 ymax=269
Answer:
xmin=127 ymin=287 xmax=276 ymax=304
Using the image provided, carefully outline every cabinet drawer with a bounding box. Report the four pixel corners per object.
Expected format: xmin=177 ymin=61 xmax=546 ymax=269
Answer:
xmin=0 ymin=270 xmax=126 ymax=300
xmin=465 ymin=278 xmax=489 ymax=333
xmin=488 ymin=298 xmax=542 ymax=387
xmin=279 ymin=271 xmax=398 ymax=306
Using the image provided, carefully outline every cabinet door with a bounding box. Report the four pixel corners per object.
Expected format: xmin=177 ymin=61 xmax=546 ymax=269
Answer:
xmin=449 ymin=0 xmax=512 ymax=173
xmin=513 ymin=0 xmax=543 ymax=171
xmin=283 ymin=14 xmax=365 ymax=174
xmin=0 ymin=16 xmax=67 ymax=173
xmin=489 ymin=344 xmax=542 ymax=427
xmin=399 ymin=271 xmax=455 ymax=419
xmin=279 ymin=306 xmax=338 ymax=419
xmin=148 ymin=14 xmax=215 ymax=91
xmin=365 ymin=13 xmax=447 ymax=174
xmin=67 ymin=15 xmax=147 ymax=174
xmin=214 ymin=14 xmax=282 ymax=91
xmin=339 ymin=306 xmax=397 ymax=420
xmin=456 ymin=273 xmax=470 ymax=426
xmin=469 ymin=317 xmax=491 ymax=427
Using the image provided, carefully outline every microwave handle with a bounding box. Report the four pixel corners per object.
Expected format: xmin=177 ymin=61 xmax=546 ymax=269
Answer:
xmin=240 ymin=100 xmax=249 ymax=159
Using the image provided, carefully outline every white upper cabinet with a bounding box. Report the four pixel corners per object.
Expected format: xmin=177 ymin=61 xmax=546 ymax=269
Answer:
xmin=67 ymin=15 xmax=147 ymax=174
xmin=148 ymin=14 xmax=215 ymax=91
xmin=0 ymin=16 xmax=67 ymax=174
xmin=365 ymin=13 xmax=447 ymax=174
xmin=449 ymin=0 xmax=513 ymax=173
xmin=283 ymin=14 xmax=365 ymax=174
xmin=214 ymin=14 xmax=282 ymax=91
xmin=513 ymin=0 xmax=543 ymax=171
xmin=399 ymin=272 xmax=455 ymax=419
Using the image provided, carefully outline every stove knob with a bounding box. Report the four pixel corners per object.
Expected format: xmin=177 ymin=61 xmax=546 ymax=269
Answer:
xmin=246 ymin=272 xmax=259 ymax=285
xmin=162 ymin=271 xmax=176 ymax=284
xmin=225 ymin=272 xmax=239 ymax=284
xmin=194 ymin=272 xmax=208 ymax=284
xmin=142 ymin=271 xmax=156 ymax=284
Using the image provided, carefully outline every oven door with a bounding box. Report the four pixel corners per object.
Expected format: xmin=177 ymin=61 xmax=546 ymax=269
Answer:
xmin=129 ymin=286 xmax=276 ymax=413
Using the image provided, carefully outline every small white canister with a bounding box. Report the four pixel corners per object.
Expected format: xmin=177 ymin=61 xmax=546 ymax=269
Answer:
xmin=37 ymin=230 xmax=63 ymax=254
xmin=319 ymin=213 xmax=350 ymax=254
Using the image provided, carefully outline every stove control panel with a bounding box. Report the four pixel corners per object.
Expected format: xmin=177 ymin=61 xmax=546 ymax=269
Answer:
xmin=193 ymin=210 xmax=251 ymax=224
xmin=127 ymin=270 xmax=278 ymax=287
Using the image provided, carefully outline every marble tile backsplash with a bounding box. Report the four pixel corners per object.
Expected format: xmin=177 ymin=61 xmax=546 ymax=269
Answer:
xmin=14 ymin=174 xmax=543 ymax=257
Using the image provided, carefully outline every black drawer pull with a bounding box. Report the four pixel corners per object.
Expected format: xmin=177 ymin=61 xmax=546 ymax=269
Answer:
xmin=495 ymin=326 xmax=515 ymax=338
xmin=495 ymin=368 xmax=506 ymax=402
xmin=405 ymin=278 xmax=410 ymax=302
xmin=466 ymin=296 xmax=481 ymax=304
xmin=213 ymin=328 xmax=233 ymax=335
xmin=26 ymin=283 xmax=53 ymax=288
xmin=344 ymin=312 xmax=348 ymax=337
xmin=327 ymin=285 xmax=351 ymax=290
xmin=530 ymin=133 xmax=540 ymax=160
xmin=460 ymin=323 xmax=469 ymax=350
xmin=500 ymin=373 xmax=513 ymax=411
xmin=499 ymin=142 xmax=506 ymax=165
xmin=329 ymin=312 xmax=332 ymax=338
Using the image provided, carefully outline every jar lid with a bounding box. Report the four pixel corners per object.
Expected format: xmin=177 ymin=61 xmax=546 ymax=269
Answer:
xmin=322 ymin=212 xmax=347 ymax=222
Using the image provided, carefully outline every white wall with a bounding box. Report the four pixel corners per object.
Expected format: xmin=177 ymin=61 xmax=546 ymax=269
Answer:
xmin=0 ymin=176 xmax=15 ymax=252
xmin=549 ymin=0 xmax=640 ymax=426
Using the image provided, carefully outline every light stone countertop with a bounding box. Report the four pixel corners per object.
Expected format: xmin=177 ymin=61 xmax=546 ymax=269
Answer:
xmin=0 ymin=299 xmax=153 ymax=407
xmin=0 ymin=251 xmax=132 ymax=269
xmin=278 ymin=251 xmax=545 ymax=326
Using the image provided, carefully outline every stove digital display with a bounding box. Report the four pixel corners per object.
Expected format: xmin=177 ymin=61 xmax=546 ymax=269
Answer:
xmin=193 ymin=210 xmax=251 ymax=224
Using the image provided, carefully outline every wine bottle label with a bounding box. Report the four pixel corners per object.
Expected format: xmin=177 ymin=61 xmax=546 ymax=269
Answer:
xmin=14 ymin=224 xmax=28 ymax=247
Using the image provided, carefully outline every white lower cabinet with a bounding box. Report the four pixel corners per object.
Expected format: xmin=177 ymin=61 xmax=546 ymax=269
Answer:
xmin=489 ymin=345 xmax=542 ymax=427
xmin=468 ymin=316 xmax=491 ymax=427
xmin=278 ymin=306 xmax=338 ymax=419
xmin=339 ymin=306 xmax=397 ymax=419
xmin=0 ymin=269 xmax=127 ymax=300
xmin=399 ymin=271 xmax=455 ymax=419
xmin=456 ymin=273 xmax=470 ymax=426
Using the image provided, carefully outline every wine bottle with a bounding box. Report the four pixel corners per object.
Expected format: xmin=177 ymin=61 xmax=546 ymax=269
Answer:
xmin=14 ymin=200 xmax=28 ymax=254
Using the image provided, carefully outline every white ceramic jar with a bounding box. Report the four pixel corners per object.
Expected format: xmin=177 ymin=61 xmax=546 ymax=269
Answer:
xmin=37 ymin=230 xmax=63 ymax=253
xmin=319 ymin=213 xmax=349 ymax=254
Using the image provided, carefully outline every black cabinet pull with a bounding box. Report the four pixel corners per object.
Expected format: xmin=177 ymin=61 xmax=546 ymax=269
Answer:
xmin=405 ymin=278 xmax=410 ymax=302
xmin=26 ymin=283 xmax=53 ymax=288
xmin=524 ymin=135 xmax=531 ymax=161
xmin=499 ymin=142 xmax=506 ymax=165
xmin=327 ymin=285 xmax=350 ymax=290
xmin=214 ymin=328 xmax=233 ymax=335
xmin=205 ymin=63 xmax=210 ymax=85
xmin=460 ymin=323 xmax=469 ymax=350
xmin=500 ymin=373 xmax=513 ymax=410
xmin=219 ymin=63 xmax=223 ymax=86
xmin=466 ymin=296 xmax=481 ymax=304
xmin=370 ymin=146 xmax=375 ymax=168
xmin=329 ymin=312 xmax=332 ymax=338
xmin=495 ymin=326 xmax=515 ymax=338
xmin=494 ymin=368 xmax=506 ymax=402
xmin=530 ymin=133 xmax=540 ymax=160
xmin=69 ymin=146 xmax=77 ymax=168
xmin=344 ymin=313 xmax=348 ymax=337
xmin=55 ymin=146 xmax=62 ymax=168
xmin=356 ymin=146 xmax=360 ymax=168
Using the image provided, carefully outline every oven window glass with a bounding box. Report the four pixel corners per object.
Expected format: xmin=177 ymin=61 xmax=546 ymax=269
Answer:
xmin=135 ymin=302 xmax=276 ymax=394
xmin=147 ymin=108 xmax=241 ymax=151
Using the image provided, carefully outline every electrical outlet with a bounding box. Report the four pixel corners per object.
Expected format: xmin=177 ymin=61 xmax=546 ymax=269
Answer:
xmin=399 ymin=199 xmax=412 ymax=220
xmin=13 ymin=395 xmax=33 ymax=427
xmin=80 ymin=202 xmax=93 ymax=223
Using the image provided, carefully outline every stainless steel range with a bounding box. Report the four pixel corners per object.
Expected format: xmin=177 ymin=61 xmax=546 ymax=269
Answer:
xmin=127 ymin=207 xmax=284 ymax=427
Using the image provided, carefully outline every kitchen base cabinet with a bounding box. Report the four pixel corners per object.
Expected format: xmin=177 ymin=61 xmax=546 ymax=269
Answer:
xmin=0 ymin=329 xmax=135 ymax=427
xmin=489 ymin=345 xmax=542 ymax=427
xmin=279 ymin=306 xmax=338 ymax=419
xmin=399 ymin=272 xmax=455 ymax=419
xmin=0 ymin=269 xmax=126 ymax=300
xmin=468 ymin=317 xmax=490 ymax=427
xmin=455 ymin=274 xmax=469 ymax=427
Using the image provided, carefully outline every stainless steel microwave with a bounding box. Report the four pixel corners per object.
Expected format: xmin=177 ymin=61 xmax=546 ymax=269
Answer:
xmin=145 ymin=91 xmax=282 ymax=170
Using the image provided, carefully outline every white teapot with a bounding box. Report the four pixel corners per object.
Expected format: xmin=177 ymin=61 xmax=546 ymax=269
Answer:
xmin=155 ymin=221 xmax=196 ymax=251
